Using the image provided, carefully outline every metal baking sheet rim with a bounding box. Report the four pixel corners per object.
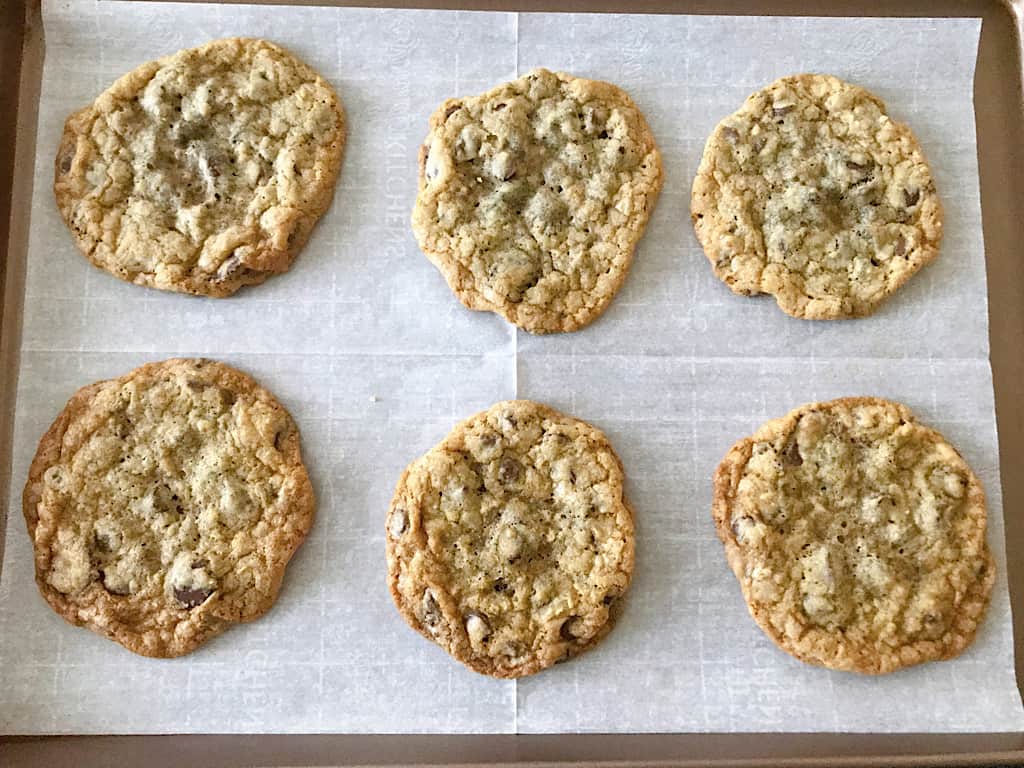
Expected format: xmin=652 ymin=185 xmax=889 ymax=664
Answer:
xmin=0 ymin=0 xmax=1022 ymax=764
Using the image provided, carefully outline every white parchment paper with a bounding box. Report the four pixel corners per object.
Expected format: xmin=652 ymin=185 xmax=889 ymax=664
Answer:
xmin=0 ymin=0 xmax=1020 ymax=734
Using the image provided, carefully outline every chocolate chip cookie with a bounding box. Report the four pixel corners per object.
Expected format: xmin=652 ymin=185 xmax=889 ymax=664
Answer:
xmin=387 ymin=400 xmax=635 ymax=677
xmin=54 ymin=38 xmax=345 ymax=297
xmin=713 ymin=397 xmax=993 ymax=674
xmin=23 ymin=358 xmax=315 ymax=657
xmin=412 ymin=68 xmax=663 ymax=333
xmin=692 ymin=74 xmax=942 ymax=319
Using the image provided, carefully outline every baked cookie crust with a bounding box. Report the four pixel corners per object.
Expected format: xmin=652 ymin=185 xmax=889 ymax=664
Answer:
xmin=387 ymin=400 xmax=635 ymax=677
xmin=713 ymin=397 xmax=993 ymax=673
xmin=692 ymin=74 xmax=942 ymax=319
xmin=412 ymin=69 xmax=663 ymax=333
xmin=54 ymin=38 xmax=346 ymax=297
xmin=23 ymin=358 xmax=315 ymax=657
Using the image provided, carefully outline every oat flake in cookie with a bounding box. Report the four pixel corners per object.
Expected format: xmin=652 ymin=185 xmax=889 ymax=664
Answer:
xmin=412 ymin=68 xmax=663 ymax=333
xmin=54 ymin=38 xmax=345 ymax=297
xmin=713 ymin=397 xmax=993 ymax=674
xmin=387 ymin=400 xmax=635 ymax=677
xmin=23 ymin=359 xmax=315 ymax=657
xmin=692 ymin=74 xmax=942 ymax=319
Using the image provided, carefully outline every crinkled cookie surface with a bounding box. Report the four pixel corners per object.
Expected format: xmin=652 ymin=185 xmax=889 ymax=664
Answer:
xmin=54 ymin=38 xmax=345 ymax=297
xmin=23 ymin=358 xmax=315 ymax=657
xmin=692 ymin=74 xmax=942 ymax=319
xmin=413 ymin=68 xmax=663 ymax=333
xmin=387 ymin=400 xmax=635 ymax=677
xmin=713 ymin=397 xmax=993 ymax=673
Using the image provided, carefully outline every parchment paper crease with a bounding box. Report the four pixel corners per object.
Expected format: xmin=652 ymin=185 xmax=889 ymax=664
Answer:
xmin=0 ymin=0 xmax=1020 ymax=734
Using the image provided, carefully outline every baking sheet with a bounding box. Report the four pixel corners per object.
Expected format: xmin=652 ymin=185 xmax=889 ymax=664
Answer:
xmin=0 ymin=0 xmax=1019 ymax=734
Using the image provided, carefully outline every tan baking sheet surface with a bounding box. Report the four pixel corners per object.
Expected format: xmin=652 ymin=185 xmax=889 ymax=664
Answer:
xmin=0 ymin=0 xmax=1020 ymax=734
